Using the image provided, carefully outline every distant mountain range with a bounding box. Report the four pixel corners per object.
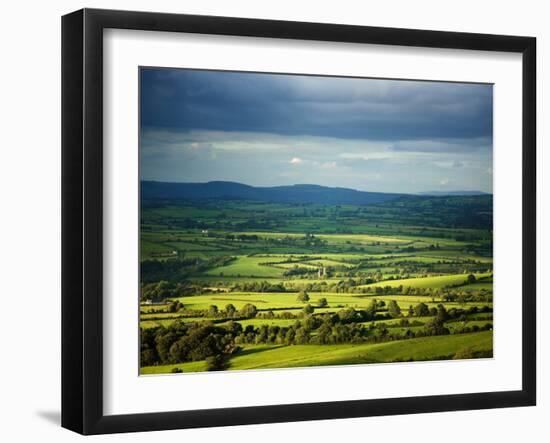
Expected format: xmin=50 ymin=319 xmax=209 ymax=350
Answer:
xmin=141 ymin=181 xmax=490 ymax=205
xmin=418 ymin=191 xmax=491 ymax=196
xmin=141 ymin=181 xmax=405 ymax=205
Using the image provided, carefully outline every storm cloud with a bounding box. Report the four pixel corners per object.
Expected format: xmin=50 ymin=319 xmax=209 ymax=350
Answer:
xmin=140 ymin=68 xmax=493 ymax=193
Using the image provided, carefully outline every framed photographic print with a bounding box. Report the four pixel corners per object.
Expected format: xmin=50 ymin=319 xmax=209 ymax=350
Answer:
xmin=62 ymin=8 xmax=536 ymax=435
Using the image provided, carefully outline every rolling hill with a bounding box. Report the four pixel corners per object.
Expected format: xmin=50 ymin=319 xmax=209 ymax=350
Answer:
xmin=141 ymin=181 xmax=406 ymax=205
xmin=418 ymin=190 xmax=490 ymax=196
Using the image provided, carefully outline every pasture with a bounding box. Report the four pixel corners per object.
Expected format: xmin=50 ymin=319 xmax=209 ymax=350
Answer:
xmin=139 ymin=198 xmax=493 ymax=374
xmin=359 ymin=272 xmax=493 ymax=290
xmin=141 ymin=331 xmax=493 ymax=374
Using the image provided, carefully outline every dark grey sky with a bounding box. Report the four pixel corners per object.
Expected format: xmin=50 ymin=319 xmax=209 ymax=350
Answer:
xmin=140 ymin=68 xmax=493 ymax=193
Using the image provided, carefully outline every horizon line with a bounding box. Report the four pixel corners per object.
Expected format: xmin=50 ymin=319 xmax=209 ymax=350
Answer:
xmin=140 ymin=179 xmax=491 ymax=196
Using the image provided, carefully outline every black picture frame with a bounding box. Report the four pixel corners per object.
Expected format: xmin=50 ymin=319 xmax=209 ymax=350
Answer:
xmin=62 ymin=8 xmax=537 ymax=435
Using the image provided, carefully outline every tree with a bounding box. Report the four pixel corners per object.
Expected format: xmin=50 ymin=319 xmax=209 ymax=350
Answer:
xmin=285 ymin=328 xmax=296 ymax=345
xmin=156 ymin=331 xmax=182 ymax=363
xmin=318 ymin=297 xmax=328 ymax=308
xmin=443 ymin=293 xmax=456 ymax=302
xmin=387 ymin=300 xmax=402 ymax=318
xmin=467 ymin=274 xmax=477 ymax=284
xmin=168 ymin=301 xmax=182 ymax=313
xmin=303 ymin=304 xmax=314 ymax=315
xmin=224 ymin=303 xmax=236 ymax=317
xmin=436 ymin=304 xmax=449 ymax=323
xmin=256 ymin=325 xmax=269 ymax=344
xmin=316 ymin=323 xmax=332 ymax=344
xmin=365 ymin=299 xmax=378 ymax=319
xmin=414 ymin=302 xmax=430 ymax=317
xmin=239 ymin=303 xmax=258 ymax=318
xmin=295 ymin=327 xmax=310 ymax=344
xmin=338 ymin=307 xmax=357 ymax=323
xmin=208 ymin=305 xmax=219 ymax=318
xmin=141 ymin=348 xmax=158 ymax=367
xmin=303 ymin=315 xmax=319 ymax=331
xmin=424 ymin=318 xmax=450 ymax=336
xmin=205 ymin=355 xmax=228 ymax=371
xmin=297 ymin=290 xmax=310 ymax=303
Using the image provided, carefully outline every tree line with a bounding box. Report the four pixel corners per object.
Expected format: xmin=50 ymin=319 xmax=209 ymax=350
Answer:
xmin=141 ymin=302 xmax=492 ymax=369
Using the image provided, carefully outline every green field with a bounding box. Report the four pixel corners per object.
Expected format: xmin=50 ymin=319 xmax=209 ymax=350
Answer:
xmin=205 ymin=256 xmax=285 ymax=278
xmin=360 ymin=272 xmax=492 ymax=290
xmin=141 ymin=331 xmax=492 ymax=374
xmin=139 ymin=197 xmax=493 ymax=374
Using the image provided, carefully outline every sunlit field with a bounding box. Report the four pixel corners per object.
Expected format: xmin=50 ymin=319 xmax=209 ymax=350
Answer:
xmin=139 ymin=197 xmax=493 ymax=374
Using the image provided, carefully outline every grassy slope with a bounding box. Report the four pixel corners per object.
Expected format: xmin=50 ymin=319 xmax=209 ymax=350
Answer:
xmin=360 ymin=272 xmax=492 ymax=289
xmin=174 ymin=292 xmax=364 ymax=310
xmin=205 ymin=256 xmax=285 ymax=278
xmin=140 ymin=331 xmax=492 ymax=374
xmin=173 ymin=291 xmax=492 ymax=312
